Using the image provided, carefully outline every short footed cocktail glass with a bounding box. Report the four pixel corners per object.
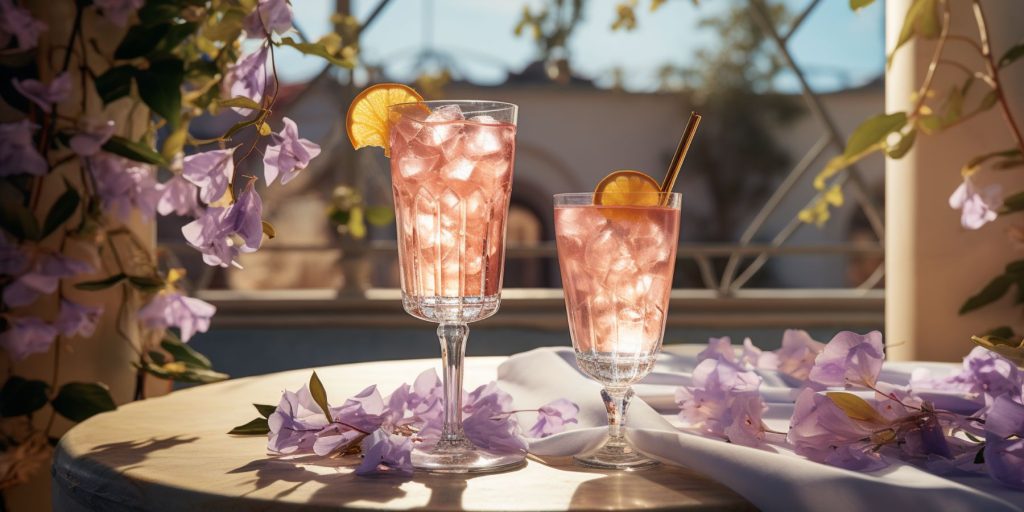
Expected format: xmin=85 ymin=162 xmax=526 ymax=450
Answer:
xmin=554 ymin=192 xmax=681 ymax=469
xmin=388 ymin=100 xmax=521 ymax=473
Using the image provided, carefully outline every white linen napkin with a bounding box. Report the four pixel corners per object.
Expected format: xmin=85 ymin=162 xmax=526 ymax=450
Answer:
xmin=497 ymin=347 xmax=1024 ymax=512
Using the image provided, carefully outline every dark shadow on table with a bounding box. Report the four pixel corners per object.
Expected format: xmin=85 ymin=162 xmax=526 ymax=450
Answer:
xmin=227 ymin=454 xmax=509 ymax=510
xmin=85 ymin=435 xmax=199 ymax=472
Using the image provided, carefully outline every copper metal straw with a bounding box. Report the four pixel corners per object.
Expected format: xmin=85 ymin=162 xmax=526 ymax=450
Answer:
xmin=659 ymin=111 xmax=702 ymax=205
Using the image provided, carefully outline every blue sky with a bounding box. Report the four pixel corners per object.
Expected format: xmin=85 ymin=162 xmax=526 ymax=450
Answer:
xmin=282 ymin=0 xmax=885 ymax=93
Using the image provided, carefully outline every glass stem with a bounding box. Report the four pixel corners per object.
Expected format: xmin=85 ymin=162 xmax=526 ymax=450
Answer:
xmin=438 ymin=322 xmax=469 ymax=444
xmin=602 ymin=387 xmax=634 ymax=447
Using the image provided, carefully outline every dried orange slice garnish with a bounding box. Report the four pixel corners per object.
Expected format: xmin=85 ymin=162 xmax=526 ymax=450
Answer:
xmin=594 ymin=170 xmax=662 ymax=206
xmin=346 ymin=83 xmax=423 ymax=157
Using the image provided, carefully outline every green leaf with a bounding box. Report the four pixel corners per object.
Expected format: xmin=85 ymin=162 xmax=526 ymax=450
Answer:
xmin=971 ymin=335 xmax=1024 ymax=365
xmin=960 ymin=274 xmax=1013 ymax=315
xmin=254 ymin=403 xmax=276 ymax=418
xmin=277 ymin=37 xmax=355 ymax=68
xmin=161 ymin=334 xmax=213 ymax=369
xmin=127 ymin=275 xmax=166 ymax=292
xmin=114 ymin=23 xmax=171 ymax=59
xmin=1006 ymin=259 xmax=1024 ymax=275
xmin=0 ymin=180 xmax=40 ymax=241
xmin=139 ymin=360 xmax=229 ymax=383
xmin=308 ymin=371 xmax=333 ymax=424
xmin=1 ymin=377 xmax=49 ymax=417
xmin=985 ymin=326 xmax=1015 ymax=339
xmin=75 ymin=273 xmax=126 ymax=291
xmin=151 ymin=22 xmax=196 ymax=56
xmin=889 ymin=0 xmax=940 ymax=67
xmin=51 ymin=382 xmax=117 ymax=423
xmin=850 ymin=0 xmax=875 ymax=10
xmin=962 ymin=148 xmax=1021 ymax=175
xmin=216 ymin=96 xmax=262 ymax=112
xmin=228 ymin=417 xmax=270 ymax=435
xmin=138 ymin=1 xmax=182 ymax=24
xmin=42 ymin=182 xmax=80 ymax=238
xmin=103 ymin=136 xmax=168 ymax=166
xmin=885 ymin=129 xmax=916 ymax=159
xmin=999 ymin=43 xmax=1024 ymax=69
xmin=826 ymin=392 xmax=885 ymax=423
xmin=94 ymin=65 xmax=136 ymax=105
xmin=844 ymin=112 xmax=907 ymax=159
xmin=979 ymin=90 xmax=998 ymax=111
xmin=137 ymin=58 xmax=184 ymax=129
xmin=1003 ymin=190 xmax=1024 ymax=214
xmin=365 ymin=206 xmax=395 ymax=226
xmin=147 ymin=350 xmax=167 ymax=366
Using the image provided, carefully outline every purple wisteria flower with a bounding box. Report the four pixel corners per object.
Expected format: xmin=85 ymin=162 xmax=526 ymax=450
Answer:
xmin=138 ymin=291 xmax=216 ymax=342
xmin=0 ymin=120 xmax=48 ymax=177
xmin=527 ymin=398 xmax=580 ymax=438
xmin=0 ymin=232 xmax=28 ymax=275
xmin=0 ymin=0 xmax=46 ymax=51
xmin=808 ymin=331 xmax=885 ymax=388
xmin=89 ymin=154 xmax=161 ymax=221
xmin=313 ymin=385 xmax=387 ymax=456
xmin=984 ymin=395 xmax=1024 ymax=489
xmin=263 ymin=117 xmax=321 ymax=186
xmin=741 ymin=338 xmax=779 ymax=370
xmin=675 ymin=356 xmax=767 ymax=446
xmin=463 ymin=382 xmax=528 ymax=454
xmin=183 ymin=148 xmax=234 ymax=204
xmin=697 ymin=336 xmax=737 ymax=363
xmin=182 ymin=207 xmax=239 ymax=268
xmin=787 ymin=388 xmax=890 ymax=471
xmin=267 ymin=384 xmax=331 ymax=454
xmin=69 ymin=119 xmax=116 ymax=157
xmin=12 ymin=72 xmax=71 ymax=113
xmin=3 ymin=253 xmax=93 ymax=308
xmin=182 ymin=177 xmax=263 ymax=267
xmin=911 ymin=347 xmax=1022 ymax=404
xmin=356 ymin=429 xmax=413 ymax=476
xmin=775 ymin=329 xmax=825 ymax=380
xmin=55 ymin=299 xmax=102 ymax=338
xmin=157 ymin=174 xmax=199 ymax=217
xmin=244 ymin=0 xmax=294 ymax=38
xmin=949 ymin=177 xmax=1002 ymax=230
xmin=223 ymin=45 xmax=269 ymax=113
xmin=222 ymin=179 xmax=264 ymax=252
xmin=93 ymin=0 xmax=144 ymax=27
xmin=0 ymin=316 xmax=57 ymax=361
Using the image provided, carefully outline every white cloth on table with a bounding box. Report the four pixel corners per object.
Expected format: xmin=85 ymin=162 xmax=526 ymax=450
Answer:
xmin=497 ymin=347 xmax=1024 ymax=512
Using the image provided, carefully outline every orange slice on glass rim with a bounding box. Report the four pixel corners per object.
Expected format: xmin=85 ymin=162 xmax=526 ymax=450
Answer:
xmin=346 ymin=83 xmax=424 ymax=157
xmin=594 ymin=170 xmax=662 ymax=206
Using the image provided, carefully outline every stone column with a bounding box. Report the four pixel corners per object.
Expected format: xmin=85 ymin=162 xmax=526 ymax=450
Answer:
xmin=885 ymin=0 xmax=1024 ymax=361
xmin=3 ymin=3 xmax=166 ymax=509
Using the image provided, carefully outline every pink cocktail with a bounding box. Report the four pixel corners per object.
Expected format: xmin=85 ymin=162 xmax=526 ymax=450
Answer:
xmin=389 ymin=102 xmax=515 ymax=322
xmin=554 ymin=192 xmax=681 ymax=469
xmin=387 ymin=100 xmax=521 ymax=473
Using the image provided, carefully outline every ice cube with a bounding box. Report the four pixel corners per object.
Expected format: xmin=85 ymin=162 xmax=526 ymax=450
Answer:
xmin=584 ymin=228 xmax=633 ymax=275
xmin=421 ymin=105 xmax=465 ymax=146
xmin=427 ymin=104 xmax=465 ymax=123
xmin=397 ymin=151 xmax=439 ymax=179
xmin=463 ymin=116 xmax=509 ymax=157
xmin=442 ymin=156 xmax=475 ymax=181
xmin=472 ymin=155 xmax=511 ymax=190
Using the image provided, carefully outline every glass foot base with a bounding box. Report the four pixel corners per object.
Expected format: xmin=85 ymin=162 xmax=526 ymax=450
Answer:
xmin=412 ymin=441 xmax=526 ymax=474
xmin=573 ymin=443 xmax=660 ymax=471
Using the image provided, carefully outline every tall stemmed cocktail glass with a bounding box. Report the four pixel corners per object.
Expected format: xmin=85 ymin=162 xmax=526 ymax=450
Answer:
xmin=388 ymin=100 xmax=522 ymax=473
xmin=554 ymin=192 xmax=681 ymax=469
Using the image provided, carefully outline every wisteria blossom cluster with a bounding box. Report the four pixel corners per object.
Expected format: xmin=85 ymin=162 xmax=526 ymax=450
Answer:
xmin=675 ymin=331 xmax=1024 ymax=489
xmin=1 ymin=0 xmax=352 ymax=492
xmin=232 ymin=370 xmax=580 ymax=476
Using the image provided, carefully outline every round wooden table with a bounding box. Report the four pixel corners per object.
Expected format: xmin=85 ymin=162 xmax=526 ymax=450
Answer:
xmin=52 ymin=357 xmax=753 ymax=511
